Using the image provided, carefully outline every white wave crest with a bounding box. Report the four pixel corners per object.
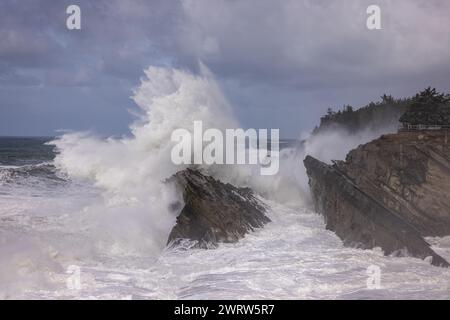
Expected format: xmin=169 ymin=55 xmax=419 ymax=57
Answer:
xmin=50 ymin=65 xmax=238 ymax=258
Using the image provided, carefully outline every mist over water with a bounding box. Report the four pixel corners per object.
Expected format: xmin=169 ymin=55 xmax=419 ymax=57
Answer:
xmin=1 ymin=66 xmax=450 ymax=299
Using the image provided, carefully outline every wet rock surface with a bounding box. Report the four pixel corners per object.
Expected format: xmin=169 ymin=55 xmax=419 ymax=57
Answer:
xmin=167 ymin=168 xmax=270 ymax=248
xmin=304 ymin=130 xmax=450 ymax=267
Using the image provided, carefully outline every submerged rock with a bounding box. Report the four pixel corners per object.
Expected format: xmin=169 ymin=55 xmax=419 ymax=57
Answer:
xmin=304 ymin=130 xmax=450 ymax=267
xmin=167 ymin=168 xmax=270 ymax=248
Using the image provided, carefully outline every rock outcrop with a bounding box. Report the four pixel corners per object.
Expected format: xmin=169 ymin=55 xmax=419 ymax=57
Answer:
xmin=167 ymin=168 xmax=270 ymax=248
xmin=304 ymin=130 xmax=450 ymax=267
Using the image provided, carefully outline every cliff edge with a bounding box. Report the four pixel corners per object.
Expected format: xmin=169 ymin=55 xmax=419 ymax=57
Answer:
xmin=304 ymin=130 xmax=450 ymax=267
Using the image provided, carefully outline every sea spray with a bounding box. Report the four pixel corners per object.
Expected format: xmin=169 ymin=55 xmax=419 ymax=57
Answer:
xmin=2 ymin=66 xmax=450 ymax=298
xmin=51 ymin=65 xmax=239 ymax=258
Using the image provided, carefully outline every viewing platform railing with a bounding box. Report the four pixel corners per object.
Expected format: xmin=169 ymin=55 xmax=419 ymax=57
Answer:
xmin=399 ymin=124 xmax=450 ymax=131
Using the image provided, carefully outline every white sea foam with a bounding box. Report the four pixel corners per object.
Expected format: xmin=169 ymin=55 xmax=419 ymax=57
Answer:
xmin=48 ymin=65 xmax=241 ymax=261
xmin=1 ymin=65 xmax=448 ymax=299
xmin=3 ymin=199 xmax=450 ymax=300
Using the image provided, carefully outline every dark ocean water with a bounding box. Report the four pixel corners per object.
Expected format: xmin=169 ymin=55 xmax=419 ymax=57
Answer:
xmin=0 ymin=137 xmax=67 ymax=193
xmin=0 ymin=137 xmax=55 ymax=166
xmin=2 ymin=137 xmax=450 ymax=299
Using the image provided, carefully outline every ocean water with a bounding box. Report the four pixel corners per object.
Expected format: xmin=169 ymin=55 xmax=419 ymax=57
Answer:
xmin=1 ymin=138 xmax=450 ymax=300
xmin=2 ymin=66 xmax=450 ymax=299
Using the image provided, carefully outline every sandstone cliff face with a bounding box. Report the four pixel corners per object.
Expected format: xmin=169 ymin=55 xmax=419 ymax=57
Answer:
xmin=167 ymin=169 xmax=270 ymax=248
xmin=340 ymin=131 xmax=450 ymax=236
xmin=304 ymin=130 xmax=450 ymax=267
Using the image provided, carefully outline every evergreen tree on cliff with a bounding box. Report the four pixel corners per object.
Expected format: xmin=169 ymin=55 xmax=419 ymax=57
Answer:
xmin=399 ymin=87 xmax=450 ymax=127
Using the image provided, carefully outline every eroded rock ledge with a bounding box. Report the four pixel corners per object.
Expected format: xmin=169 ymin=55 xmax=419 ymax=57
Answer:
xmin=167 ymin=168 xmax=270 ymax=248
xmin=304 ymin=130 xmax=450 ymax=267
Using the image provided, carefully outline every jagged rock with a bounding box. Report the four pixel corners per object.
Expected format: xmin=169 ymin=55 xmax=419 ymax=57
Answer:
xmin=340 ymin=131 xmax=450 ymax=236
xmin=167 ymin=168 xmax=270 ymax=248
xmin=304 ymin=130 xmax=450 ymax=267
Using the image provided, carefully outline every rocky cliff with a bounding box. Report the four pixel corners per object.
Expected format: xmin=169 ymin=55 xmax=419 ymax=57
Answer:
xmin=304 ymin=130 xmax=450 ymax=267
xmin=167 ymin=168 xmax=270 ymax=248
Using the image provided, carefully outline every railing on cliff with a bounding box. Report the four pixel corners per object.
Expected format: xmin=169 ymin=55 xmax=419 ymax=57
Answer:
xmin=399 ymin=124 xmax=450 ymax=131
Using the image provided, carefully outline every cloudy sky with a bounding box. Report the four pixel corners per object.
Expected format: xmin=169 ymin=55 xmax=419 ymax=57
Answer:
xmin=1 ymin=0 xmax=450 ymax=137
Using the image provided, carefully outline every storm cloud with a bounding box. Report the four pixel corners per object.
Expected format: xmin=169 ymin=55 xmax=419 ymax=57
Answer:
xmin=1 ymin=0 xmax=449 ymax=136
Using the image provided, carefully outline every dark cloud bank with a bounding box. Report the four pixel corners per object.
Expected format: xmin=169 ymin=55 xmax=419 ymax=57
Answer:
xmin=1 ymin=0 xmax=449 ymax=137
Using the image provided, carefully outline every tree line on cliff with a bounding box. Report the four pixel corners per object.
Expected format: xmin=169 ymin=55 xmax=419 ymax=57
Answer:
xmin=313 ymin=88 xmax=450 ymax=134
